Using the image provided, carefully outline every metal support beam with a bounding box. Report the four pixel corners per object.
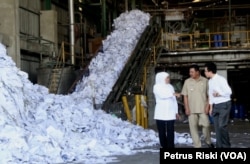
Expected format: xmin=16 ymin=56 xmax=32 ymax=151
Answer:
xmin=131 ymin=0 xmax=136 ymax=9
xmin=229 ymin=0 xmax=232 ymax=32
xmin=138 ymin=0 xmax=142 ymax=10
xmin=84 ymin=17 xmax=87 ymax=56
xmin=112 ymin=0 xmax=117 ymax=19
xmin=101 ymin=0 xmax=107 ymax=37
xmin=69 ymin=0 xmax=75 ymax=65
xmin=45 ymin=0 xmax=51 ymax=10
xmin=125 ymin=0 xmax=128 ymax=12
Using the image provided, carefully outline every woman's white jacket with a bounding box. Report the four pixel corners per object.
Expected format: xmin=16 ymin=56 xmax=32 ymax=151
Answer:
xmin=153 ymin=72 xmax=178 ymax=121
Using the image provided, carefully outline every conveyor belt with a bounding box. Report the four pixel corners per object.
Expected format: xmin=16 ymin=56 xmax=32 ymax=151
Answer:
xmin=102 ymin=17 xmax=160 ymax=111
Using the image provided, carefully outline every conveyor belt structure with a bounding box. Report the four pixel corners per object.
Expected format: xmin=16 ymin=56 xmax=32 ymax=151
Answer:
xmin=102 ymin=17 xmax=161 ymax=112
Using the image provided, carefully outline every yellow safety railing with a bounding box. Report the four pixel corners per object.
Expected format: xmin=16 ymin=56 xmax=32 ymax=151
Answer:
xmin=161 ymin=30 xmax=250 ymax=51
xmin=48 ymin=41 xmax=85 ymax=93
xmin=59 ymin=41 xmax=85 ymax=67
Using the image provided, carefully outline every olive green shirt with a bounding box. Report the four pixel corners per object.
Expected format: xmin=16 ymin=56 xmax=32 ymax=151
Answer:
xmin=181 ymin=76 xmax=208 ymax=113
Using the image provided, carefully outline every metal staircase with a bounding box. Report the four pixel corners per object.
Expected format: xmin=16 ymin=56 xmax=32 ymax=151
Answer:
xmin=46 ymin=40 xmax=88 ymax=94
xmin=48 ymin=44 xmax=64 ymax=94
xmin=48 ymin=68 xmax=64 ymax=94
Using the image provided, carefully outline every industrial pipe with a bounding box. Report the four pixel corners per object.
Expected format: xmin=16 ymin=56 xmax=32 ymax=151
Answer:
xmin=69 ymin=0 xmax=75 ymax=65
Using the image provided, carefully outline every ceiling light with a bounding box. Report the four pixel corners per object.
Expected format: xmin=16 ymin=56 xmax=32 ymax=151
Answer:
xmin=193 ymin=0 xmax=201 ymax=2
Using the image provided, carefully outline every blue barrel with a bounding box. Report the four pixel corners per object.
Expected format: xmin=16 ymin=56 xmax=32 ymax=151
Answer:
xmin=231 ymin=104 xmax=239 ymax=119
xmin=230 ymin=106 xmax=234 ymax=119
xmin=217 ymin=34 xmax=222 ymax=47
xmin=238 ymin=104 xmax=245 ymax=119
xmin=214 ymin=35 xmax=218 ymax=47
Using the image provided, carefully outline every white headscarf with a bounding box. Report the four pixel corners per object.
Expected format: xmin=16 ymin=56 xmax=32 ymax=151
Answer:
xmin=155 ymin=72 xmax=169 ymax=85
xmin=153 ymin=72 xmax=178 ymax=120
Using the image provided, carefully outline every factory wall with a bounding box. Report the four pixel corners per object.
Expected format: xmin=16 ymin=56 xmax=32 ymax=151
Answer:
xmin=40 ymin=10 xmax=58 ymax=49
xmin=21 ymin=53 xmax=40 ymax=84
xmin=52 ymin=5 xmax=69 ymax=46
xmin=0 ymin=0 xmax=20 ymax=67
xmin=19 ymin=5 xmax=41 ymax=53
xmin=19 ymin=0 xmax=44 ymax=83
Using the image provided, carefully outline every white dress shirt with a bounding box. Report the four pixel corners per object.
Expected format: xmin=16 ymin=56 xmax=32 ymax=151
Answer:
xmin=208 ymin=74 xmax=232 ymax=105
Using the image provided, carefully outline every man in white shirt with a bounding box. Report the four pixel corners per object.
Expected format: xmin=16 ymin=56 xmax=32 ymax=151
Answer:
xmin=204 ymin=62 xmax=232 ymax=148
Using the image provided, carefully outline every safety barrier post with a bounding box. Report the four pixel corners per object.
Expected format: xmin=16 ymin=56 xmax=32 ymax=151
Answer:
xmin=135 ymin=94 xmax=141 ymax=126
xmin=143 ymin=95 xmax=148 ymax=129
xmin=140 ymin=103 xmax=145 ymax=128
xmin=122 ymin=95 xmax=132 ymax=122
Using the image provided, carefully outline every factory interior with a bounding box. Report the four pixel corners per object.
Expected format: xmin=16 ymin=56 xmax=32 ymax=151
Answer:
xmin=0 ymin=0 xmax=250 ymax=163
xmin=1 ymin=0 xmax=250 ymax=128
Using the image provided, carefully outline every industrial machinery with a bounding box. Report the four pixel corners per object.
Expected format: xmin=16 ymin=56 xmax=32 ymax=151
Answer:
xmin=101 ymin=17 xmax=161 ymax=122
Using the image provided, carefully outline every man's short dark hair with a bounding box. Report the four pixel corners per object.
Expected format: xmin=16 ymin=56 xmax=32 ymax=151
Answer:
xmin=205 ymin=62 xmax=217 ymax=74
xmin=189 ymin=64 xmax=200 ymax=72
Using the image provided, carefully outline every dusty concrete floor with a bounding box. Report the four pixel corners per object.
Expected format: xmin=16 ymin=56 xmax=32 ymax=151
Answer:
xmin=109 ymin=119 xmax=250 ymax=164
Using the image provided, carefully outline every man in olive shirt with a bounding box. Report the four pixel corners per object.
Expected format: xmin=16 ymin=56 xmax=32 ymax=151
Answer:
xmin=181 ymin=64 xmax=214 ymax=148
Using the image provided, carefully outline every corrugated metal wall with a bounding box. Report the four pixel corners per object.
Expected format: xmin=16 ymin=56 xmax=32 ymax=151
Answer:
xmin=19 ymin=0 xmax=41 ymax=83
xmin=52 ymin=5 xmax=69 ymax=44
xmin=18 ymin=0 xmax=70 ymax=84
xmin=19 ymin=0 xmax=40 ymax=38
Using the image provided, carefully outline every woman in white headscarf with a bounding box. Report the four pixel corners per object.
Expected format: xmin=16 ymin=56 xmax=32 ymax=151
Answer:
xmin=153 ymin=72 xmax=180 ymax=148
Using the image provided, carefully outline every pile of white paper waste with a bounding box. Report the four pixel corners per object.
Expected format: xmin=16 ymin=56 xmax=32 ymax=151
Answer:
xmin=0 ymin=10 xmax=193 ymax=164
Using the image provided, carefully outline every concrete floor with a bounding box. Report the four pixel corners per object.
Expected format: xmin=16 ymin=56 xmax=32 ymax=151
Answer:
xmin=109 ymin=119 xmax=250 ymax=164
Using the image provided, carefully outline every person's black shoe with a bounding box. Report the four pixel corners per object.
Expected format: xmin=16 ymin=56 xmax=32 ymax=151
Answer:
xmin=207 ymin=143 xmax=215 ymax=148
